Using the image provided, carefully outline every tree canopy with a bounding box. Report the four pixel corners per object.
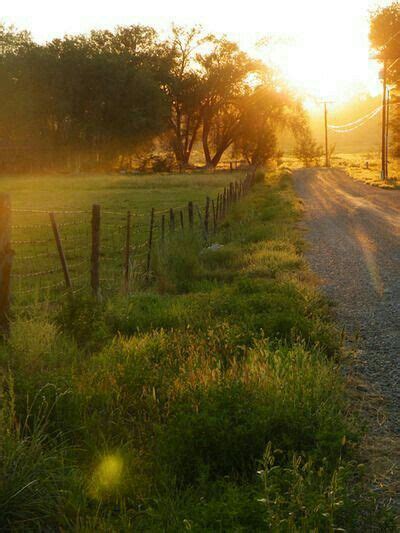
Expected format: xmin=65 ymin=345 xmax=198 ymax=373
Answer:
xmin=0 ymin=22 xmax=306 ymax=172
xmin=370 ymin=3 xmax=400 ymax=155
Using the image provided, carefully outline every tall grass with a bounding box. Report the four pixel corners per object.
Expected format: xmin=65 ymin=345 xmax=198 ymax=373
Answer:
xmin=0 ymin=171 xmax=395 ymax=530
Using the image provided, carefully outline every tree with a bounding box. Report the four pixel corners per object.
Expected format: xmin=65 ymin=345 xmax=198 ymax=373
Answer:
xmin=0 ymin=25 xmax=169 ymax=172
xmin=198 ymin=36 xmax=262 ymax=168
xmin=163 ymin=26 xmax=205 ymax=167
xmin=293 ymin=125 xmax=323 ymax=167
xmin=370 ymin=4 xmax=400 ymax=156
xmin=370 ymin=3 xmax=400 ymax=68
xmin=233 ymin=85 xmax=290 ymax=167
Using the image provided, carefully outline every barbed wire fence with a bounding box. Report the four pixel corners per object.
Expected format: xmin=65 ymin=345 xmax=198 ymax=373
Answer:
xmin=0 ymin=169 xmax=256 ymax=333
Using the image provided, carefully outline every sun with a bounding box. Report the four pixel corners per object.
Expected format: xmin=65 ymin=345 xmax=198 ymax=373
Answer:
xmin=266 ymin=28 xmax=381 ymax=107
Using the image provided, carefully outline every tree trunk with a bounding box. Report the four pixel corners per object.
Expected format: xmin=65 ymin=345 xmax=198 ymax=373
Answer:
xmin=202 ymin=122 xmax=212 ymax=167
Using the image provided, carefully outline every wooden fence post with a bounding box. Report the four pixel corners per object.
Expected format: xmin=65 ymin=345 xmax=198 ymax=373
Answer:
xmin=91 ymin=204 xmax=101 ymax=300
xmin=204 ymin=197 xmax=210 ymax=237
xmin=0 ymin=194 xmax=13 ymax=335
xmin=124 ymin=210 xmax=131 ymax=292
xmin=161 ymin=214 xmax=165 ymax=244
xmin=196 ymin=204 xmax=208 ymax=241
xmin=212 ymin=199 xmax=216 ymax=233
xmin=50 ymin=212 xmax=72 ymax=291
xmin=169 ymin=208 xmax=175 ymax=232
xmin=188 ymin=201 xmax=194 ymax=230
xmin=180 ymin=210 xmax=184 ymax=231
xmin=146 ymin=208 xmax=155 ymax=280
xmin=223 ymin=188 xmax=227 ymax=217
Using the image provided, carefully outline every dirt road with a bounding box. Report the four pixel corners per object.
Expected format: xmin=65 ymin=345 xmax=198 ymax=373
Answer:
xmin=294 ymin=168 xmax=400 ymax=433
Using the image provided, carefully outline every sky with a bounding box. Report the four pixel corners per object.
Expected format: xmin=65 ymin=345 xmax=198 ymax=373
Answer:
xmin=0 ymin=0 xmax=393 ymax=105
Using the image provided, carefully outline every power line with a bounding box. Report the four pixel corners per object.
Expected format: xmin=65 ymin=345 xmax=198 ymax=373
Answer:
xmin=327 ymin=102 xmax=400 ymax=135
xmin=328 ymin=105 xmax=382 ymax=130
xmin=328 ymin=106 xmax=383 ymax=133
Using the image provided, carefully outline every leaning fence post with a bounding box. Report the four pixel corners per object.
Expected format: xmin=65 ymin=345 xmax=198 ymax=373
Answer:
xmin=50 ymin=212 xmax=72 ymax=291
xmin=0 ymin=194 xmax=13 ymax=335
xmin=146 ymin=208 xmax=155 ymax=280
xmin=188 ymin=201 xmax=194 ymax=230
xmin=91 ymin=204 xmax=101 ymax=299
xmin=124 ymin=210 xmax=131 ymax=292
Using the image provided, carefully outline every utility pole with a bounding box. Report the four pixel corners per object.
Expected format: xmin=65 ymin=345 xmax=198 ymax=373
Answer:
xmin=381 ymin=59 xmax=388 ymax=180
xmin=324 ymin=102 xmax=329 ymax=167
xmin=385 ymin=88 xmax=390 ymax=179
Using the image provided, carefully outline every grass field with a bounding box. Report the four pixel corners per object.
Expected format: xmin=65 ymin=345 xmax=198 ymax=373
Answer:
xmin=0 ymin=170 xmax=395 ymax=531
xmin=281 ymin=151 xmax=400 ymax=188
xmin=6 ymin=171 xmax=242 ymax=308
xmin=330 ymin=153 xmax=400 ymax=188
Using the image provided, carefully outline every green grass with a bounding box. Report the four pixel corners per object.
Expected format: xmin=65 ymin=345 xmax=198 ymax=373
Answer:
xmin=0 ymin=171 xmax=395 ymax=531
xmin=2 ymin=171 xmax=242 ymax=210
xmin=7 ymin=170 xmax=242 ymax=307
xmin=330 ymin=152 xmax=400 ymax=188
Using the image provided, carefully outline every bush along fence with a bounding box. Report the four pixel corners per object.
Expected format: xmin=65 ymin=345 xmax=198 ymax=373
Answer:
xmin=0 ymin=170 xmax=256 ymax=332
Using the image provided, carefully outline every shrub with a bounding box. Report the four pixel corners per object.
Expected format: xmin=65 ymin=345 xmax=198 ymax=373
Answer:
xmin=155 ymin=234 xmax=203 ymax=293
xmin=56 ymin=295 xmax=111 ymax=351
xmin=254 ymin=168 xmax=266 ymax=183
xmin=151 ymin=154 xmax=175 ymax=173
xmin=156 ymin=341 xmax=348 ymax=487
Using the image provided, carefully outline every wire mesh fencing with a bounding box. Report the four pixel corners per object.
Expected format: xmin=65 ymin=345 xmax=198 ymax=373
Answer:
xmin=0 ymin=170 xmax=256 ymax=329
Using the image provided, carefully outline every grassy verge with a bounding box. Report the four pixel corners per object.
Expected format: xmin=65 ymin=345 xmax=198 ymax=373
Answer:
xmin=331 ymin=152 xmax=400 ymax=189
xmin=0 ymin=172 xmax=395 ymax=531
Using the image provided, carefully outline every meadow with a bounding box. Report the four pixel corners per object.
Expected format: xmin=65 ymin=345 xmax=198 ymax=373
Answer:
xmin=6 ymin=170 xmax=242 ymax=309
xmin=0 ymin=169 xmax=395 ymax=531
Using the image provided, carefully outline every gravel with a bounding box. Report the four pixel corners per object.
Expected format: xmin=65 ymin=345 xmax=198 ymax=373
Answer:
xmin=293 ymin=168 xmax=400 ymax=434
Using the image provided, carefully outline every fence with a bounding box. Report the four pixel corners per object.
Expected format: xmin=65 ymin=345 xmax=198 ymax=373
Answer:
xmin=0 ymin=170 xmax=256 ymax=332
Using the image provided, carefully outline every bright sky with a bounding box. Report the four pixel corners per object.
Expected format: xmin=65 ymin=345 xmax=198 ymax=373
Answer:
xmin=1 ymin=0 xmax=393 ymax=105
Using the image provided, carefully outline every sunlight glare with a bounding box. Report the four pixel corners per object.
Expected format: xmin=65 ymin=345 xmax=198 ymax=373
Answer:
xmin=90 ymin=454 xmax=124 ymax=498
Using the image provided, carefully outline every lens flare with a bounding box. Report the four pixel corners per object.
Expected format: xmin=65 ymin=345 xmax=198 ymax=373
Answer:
xmin=90 ymin=454 xmax=124 ymax=498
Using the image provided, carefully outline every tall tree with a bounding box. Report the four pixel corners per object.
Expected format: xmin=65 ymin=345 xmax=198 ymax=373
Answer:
xmin=198 ymin=37 xmax=262 ymax=167
xmin=370 ymin=4 xmax=400 ymax=156
xmin=233 ymin=85 xmax=293 ymax=167
xmin=163 ymin=26 xmax=205 ymax=167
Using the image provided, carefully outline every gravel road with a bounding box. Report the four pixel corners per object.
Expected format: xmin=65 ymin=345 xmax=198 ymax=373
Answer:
xmin=294 ymin=168 xmax=400 ymax=433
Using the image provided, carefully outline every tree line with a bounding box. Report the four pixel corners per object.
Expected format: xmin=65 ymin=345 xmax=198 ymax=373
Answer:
xmin=0 ymin=23 xmax=310 ymax=173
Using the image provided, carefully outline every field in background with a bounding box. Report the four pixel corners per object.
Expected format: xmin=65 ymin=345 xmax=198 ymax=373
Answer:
xmin=280 ymin=152 xmax=400 ymax=188
xmin=331 ymin=153 xmax=400 ymax=188
xmin=4 ymin=171 xmax=242 ymax=211
xmin=5 ymin=170 xmax=244 ymax=309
